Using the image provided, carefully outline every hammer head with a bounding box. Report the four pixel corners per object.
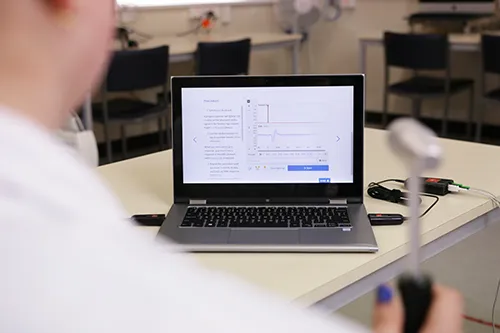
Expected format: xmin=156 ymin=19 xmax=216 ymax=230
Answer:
xmin=388 ymin=118 xmax=442 ymax=170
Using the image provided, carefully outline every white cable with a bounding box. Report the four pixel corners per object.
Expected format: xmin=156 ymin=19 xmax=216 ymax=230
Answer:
xmin=493 ymin=277 xmax=500 ymax=333
xmin=455 ymin=186 xmax=500 ymax=208
xmin=471 ymin=188 xmax=500 ymax=205
xmin=468 ymin=188 xmax=500 ymax=208
xmin=470 ymin=188 xmax=497 ymax=200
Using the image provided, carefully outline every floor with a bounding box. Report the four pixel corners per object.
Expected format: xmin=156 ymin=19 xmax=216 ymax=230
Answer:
xmin=337 ymin=221 xmax=500 ymax=333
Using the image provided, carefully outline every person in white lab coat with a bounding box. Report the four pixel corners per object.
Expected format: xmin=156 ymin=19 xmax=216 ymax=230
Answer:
xmin=0 ymin=1 xmax=464 ymax=333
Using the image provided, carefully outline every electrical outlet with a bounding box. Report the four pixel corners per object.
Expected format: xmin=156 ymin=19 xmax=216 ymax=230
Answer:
xmin=220 ymin=6 xmax=231 ymax=25
xmin=117 ymin=6 xmax=139 ymax=25
xmin=189 ymin=6 xmax=216 ymax=20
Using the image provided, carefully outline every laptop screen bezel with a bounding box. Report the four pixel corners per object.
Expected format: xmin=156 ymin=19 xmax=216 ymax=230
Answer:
xmin=171 ymin=75 xmax=364 ymax=202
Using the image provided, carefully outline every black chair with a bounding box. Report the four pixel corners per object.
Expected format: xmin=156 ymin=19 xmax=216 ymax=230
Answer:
xmin=383 ymin=32 xmax=475 ymax=137
xmin=93 ymin=46 xmax=169 ymax=163
xmin=476 ymin=34 xmax=500 ymax=142
xmin=195 ymin=38 xmax=251 ymax=75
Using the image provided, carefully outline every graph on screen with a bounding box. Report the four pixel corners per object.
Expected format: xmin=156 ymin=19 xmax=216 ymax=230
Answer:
xmin=250 ymin=102 xmax=328 ymax=151
xmin=255 ymin=103 xmax=327 ymax=125
xmin=256 ymin=125 xmax=319 ymax=148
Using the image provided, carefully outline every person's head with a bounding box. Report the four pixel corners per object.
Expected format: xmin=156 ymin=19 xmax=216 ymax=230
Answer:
xmin=0 ymin=0 xmax=115 ymax=128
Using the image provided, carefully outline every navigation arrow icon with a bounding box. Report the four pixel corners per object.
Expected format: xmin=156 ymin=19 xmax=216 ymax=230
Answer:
xmin=193 ymin=137 xmax=197 ymax=143
xmin=336 ymin=136 xmax=340 ymax=142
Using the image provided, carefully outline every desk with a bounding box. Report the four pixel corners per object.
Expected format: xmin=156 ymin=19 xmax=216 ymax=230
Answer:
xmin=407 ymin=12 xmax=493 ymax=26
xmin=359 ymin=32 xmax=484 ymax=73
xmin=141 ymin=32 xmax=302 ymax=69
xmin=82 ymin=32 xmax=302 ymax=130
xmin=98 ymin=129 xmax=500 ymax=311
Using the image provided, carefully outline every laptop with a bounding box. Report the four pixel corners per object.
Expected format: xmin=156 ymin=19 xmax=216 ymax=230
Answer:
xmin=159 ymin=75 xmax=378 ymax=253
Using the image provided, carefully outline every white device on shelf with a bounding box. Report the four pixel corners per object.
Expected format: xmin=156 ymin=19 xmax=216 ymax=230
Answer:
xmin=419 ymin=0 xmax=497 ymax=14
xmin=57 ymin=114 xmax=99 ymax=168
xmin=115 ymin=1 xmax=151 ymax=47
xmin=274 ymin=0 xmax=342 ymax=35
xmin=274 ymin=0 xmax=342 ymax=72
xmin=116 ymin=1 xmax=140 ymax=26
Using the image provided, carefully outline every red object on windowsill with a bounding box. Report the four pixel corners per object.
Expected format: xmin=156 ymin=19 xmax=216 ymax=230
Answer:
xmin=201 ymin=18 xmax=212 ymax=29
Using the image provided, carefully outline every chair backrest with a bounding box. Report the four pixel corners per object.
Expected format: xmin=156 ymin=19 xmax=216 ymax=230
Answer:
xmin=384 ymin=32 xmax=449 ymax=71
xmin=482 ymin=34 xmax=500 ymax=74
xmin=195 ymin=38 xmax=251 ymax=75
xmin=106 ymin=46 xmax=169 ymax=92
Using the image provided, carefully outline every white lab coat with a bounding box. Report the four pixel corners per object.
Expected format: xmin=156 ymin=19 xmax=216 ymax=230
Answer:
xmin=0 ymin=109 xmax=366 ymax=333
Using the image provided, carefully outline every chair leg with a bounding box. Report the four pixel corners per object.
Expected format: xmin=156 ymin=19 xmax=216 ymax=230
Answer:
xmin=121 ymin=125 xmax=128 ymax=159
xmin=104 ymin=124 xmax=113 ymax=164
xmin=467 ymin=86 xmax=475 ymax=139
xmin=382 ymin=90 xmax=389 ymax=127
xmin=411 ymin=99 xmax=422 ymax=119
xmin=158 ymin=117 xmax=164 ymax=150
xmin=476 ymin=99 xmax=485 ymax=143
xmin=417 ymin=99 xmax=422 ymax=119
xmin=442 ymin=94 xmax=451 ymax=137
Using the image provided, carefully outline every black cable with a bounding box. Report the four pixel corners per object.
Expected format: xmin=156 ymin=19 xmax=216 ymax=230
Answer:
xmin=415 ymin=193 xmax=439 ymax=220
xmin=367 ymin=182 xmax=407 ymax=204
xmin=367 ymin=179 xmax=439 ymax=220
xmin=368 ymin=179 xmax=405 ymax=187
xmin=176 ymin=25 xmax=202 ymax=37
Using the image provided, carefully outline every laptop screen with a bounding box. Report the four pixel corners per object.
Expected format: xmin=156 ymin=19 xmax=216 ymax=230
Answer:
xmin=181 ymin=86 xmax=354 ymax=184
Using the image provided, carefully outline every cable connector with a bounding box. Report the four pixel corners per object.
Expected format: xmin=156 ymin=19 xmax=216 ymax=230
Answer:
xmin=447 ymin=184 xmax=461 ymax=193
xmin=452 ymin=183 xmax=471 ymax=190
xmin=451 ymin=182 xmax=500 ymax=208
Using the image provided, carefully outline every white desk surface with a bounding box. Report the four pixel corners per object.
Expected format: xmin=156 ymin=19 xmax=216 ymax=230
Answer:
xmin=141 ymin=32 xmax=302 ymax=57
xmin=360 ymin=32 xmax=500 ymax=47
xmin=98 ymin=128 xmax=500 ymax=307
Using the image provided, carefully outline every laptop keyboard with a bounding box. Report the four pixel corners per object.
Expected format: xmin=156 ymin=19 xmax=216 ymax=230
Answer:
xmin=180 ymin=206 xmax=352 ymax=229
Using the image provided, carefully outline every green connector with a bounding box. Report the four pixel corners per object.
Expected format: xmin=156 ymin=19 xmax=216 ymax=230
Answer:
xmin=453 ymin=183 xmax=470 ymax=190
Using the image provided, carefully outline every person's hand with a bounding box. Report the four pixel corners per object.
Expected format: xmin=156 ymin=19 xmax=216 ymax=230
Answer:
xmin=373 ymin=284 xmax=463 ymax=333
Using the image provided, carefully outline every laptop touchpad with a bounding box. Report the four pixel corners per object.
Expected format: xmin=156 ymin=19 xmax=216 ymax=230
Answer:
xmin=228 ymin=230 xmax=299 ymax=245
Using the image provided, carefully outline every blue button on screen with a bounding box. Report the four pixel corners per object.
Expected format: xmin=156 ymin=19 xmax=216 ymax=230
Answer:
xmin=287 ymin=165 xmax=329 ymax=171
xmin=319 ymin=178 xmax=331 ymax=183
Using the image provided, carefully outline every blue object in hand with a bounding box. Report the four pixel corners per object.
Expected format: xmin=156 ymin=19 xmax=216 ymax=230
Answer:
xmin=377 ymin=284 xmax=393 ymax=304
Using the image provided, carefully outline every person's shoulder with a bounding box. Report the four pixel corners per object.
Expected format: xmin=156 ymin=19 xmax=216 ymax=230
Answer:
xmin=0 ymin=109 xmax=127 ymax=226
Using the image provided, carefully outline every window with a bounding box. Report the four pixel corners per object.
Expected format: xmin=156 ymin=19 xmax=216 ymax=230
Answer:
xmin=117 ymin=0 xmax=272 ymax=8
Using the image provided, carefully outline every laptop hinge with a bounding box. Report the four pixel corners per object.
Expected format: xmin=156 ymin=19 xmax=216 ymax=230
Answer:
xmin=189 ymin=199 xmax=207 ymax=205
xmin=329 ymin=199 xmax=348 ymax=205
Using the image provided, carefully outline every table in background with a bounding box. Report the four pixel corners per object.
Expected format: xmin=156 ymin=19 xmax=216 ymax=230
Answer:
xmin=143 ymin=32 xmax=302 ymax=70
xmin=358 ymin=32 xmax=484 ymax=73
xmin=406 ymin=12 xmax=493 ymax=29
xmin=82 ymin=32 xmax=302 ymax=130
xmin=98 ymin=129 xmax=500 ymax=311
